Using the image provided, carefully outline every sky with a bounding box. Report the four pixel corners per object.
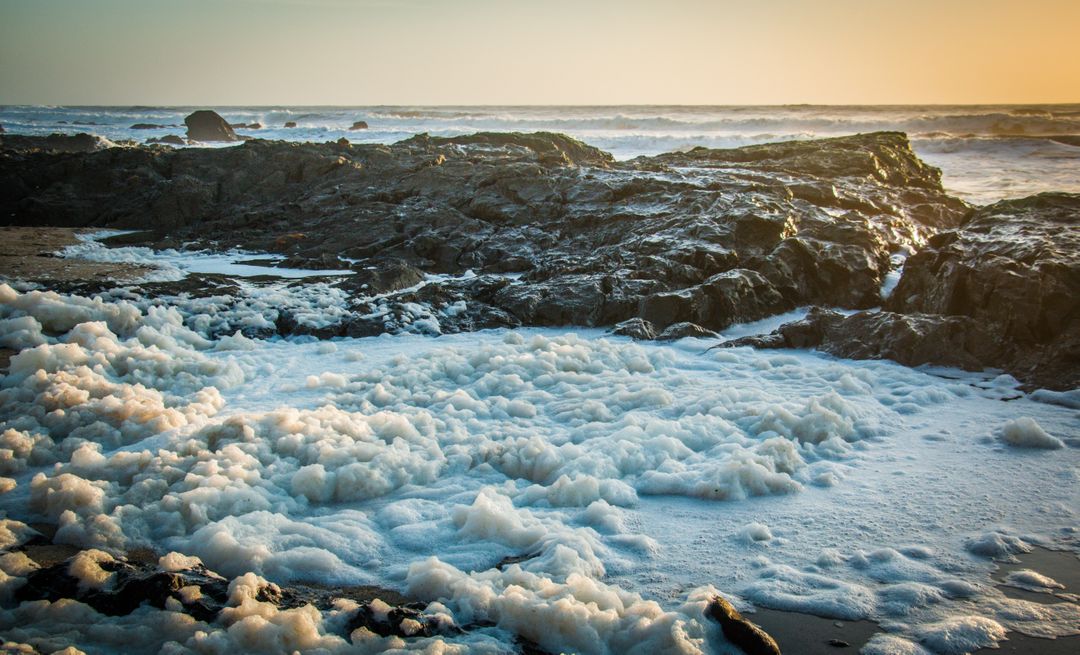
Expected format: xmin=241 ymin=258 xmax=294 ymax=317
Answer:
xmin=1 ymin=0 xmax=1078 ymax=105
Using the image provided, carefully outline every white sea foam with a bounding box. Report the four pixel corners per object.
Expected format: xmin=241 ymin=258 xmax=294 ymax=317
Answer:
xmin=1 ymin=284 xmax=1079 ymax=653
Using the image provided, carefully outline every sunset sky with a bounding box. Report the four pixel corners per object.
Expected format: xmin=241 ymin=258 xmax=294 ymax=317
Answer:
xmin=2 ymin=0 xmax=1078 ymax=105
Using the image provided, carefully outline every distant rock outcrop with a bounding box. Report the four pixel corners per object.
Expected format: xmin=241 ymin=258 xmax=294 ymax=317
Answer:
xmin=184 ymin=110 xmax=239 ymax=142
xmin=284 ymin=121 xmax=297 ymax=128
xmin=349 ymin=120 xmax=369 ymax=130
xmin=0 ymin=132 xmax=113 ymax=153
xmin=146 ymin=135 xmax=186 ymax=146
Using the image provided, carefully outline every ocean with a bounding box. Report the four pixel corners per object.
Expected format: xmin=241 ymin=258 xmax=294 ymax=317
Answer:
xmin=2 ymin=104 xmax=1080 ymax=205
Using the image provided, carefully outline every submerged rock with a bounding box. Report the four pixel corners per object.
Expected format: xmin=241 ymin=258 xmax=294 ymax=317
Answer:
xmin=284 ymin=121 xmax=297 ymax=128
xmin=349 ymin=120 xmax=369 ymax=130
xmin=184 ymin=110 xmax=239 ymax=142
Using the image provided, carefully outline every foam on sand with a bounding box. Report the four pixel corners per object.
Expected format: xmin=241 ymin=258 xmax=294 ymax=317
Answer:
xmin=1 ymin=283 xmax=1079 ymax=653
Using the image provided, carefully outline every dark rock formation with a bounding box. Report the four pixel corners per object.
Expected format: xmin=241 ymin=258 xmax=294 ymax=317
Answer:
xmin=0 ymin=124 xmax=4 ymax=133
xmin=886 ymin=193 xmax=1080 ymax=388
xmin=284 ymin=121 xmax=298 ymax=128
xmin=131 ymin=123 xmax=167 ymax=130
xmin=184 ymin=110 xmax=239 ymax=142
xmin=705 ymin=596 xmax=782 ymax=655
xmin=13 ymin=547 xmax=455 ymax=641
xmin=0 ymin=132 xmax=113 ymax=153
xmin=247 ymin=123 xmax=262 ymax=130
xmin=612 ymin=318 xmax=658 ymax=340
xmin=723 ymin=308 xmax=1003 ymax=371
xmin=658 ymin=322 xmax=719 ymax=340
xmin=350 ymin=120 xmax=369 ymax=130
xmin=146 ymin=135 xmax=186 ymax=146
xmin=719 ymin=194 xmax=1080 ymax=389
xmin=0 ymin=130 xmax=970 ymax=340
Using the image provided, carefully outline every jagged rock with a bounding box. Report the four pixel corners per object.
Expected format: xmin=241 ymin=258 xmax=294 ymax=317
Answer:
xmin=284 ymin=121 xmax=297 ymax=128
xmin=0 ymin=131 xmax=970 ymax=342
xmin=705 ymin=596 xmax=781 ymax=655
xmin=184 ymin=110 xmax=239 ymax=142
xmin=658 ymin=322 xmax=719 ymax=340
xmin=886 ymin=193 xmax=1080 ymax=388
xmin=612 ymin=317 xmax=658 ymax=340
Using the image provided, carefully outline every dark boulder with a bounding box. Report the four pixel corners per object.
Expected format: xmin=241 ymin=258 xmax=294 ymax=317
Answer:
xmin=658 ymin=322 xmax=719 ymax=340
xmin=284 ymin=121 xmax=297 ymax=128
xmin=612 ymin=318 xmax=658 ymax=340
xmin=185 ymin=110 xmax=239 ymax=142
xmin=349 ymin=120 xmax=369 ymax=130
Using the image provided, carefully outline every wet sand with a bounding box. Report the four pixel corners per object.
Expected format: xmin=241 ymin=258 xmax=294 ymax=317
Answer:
xmin=740 ymin=547 xmax=1080 ymax=654
xmin=0 ymin=226 xmax=149 ymax=283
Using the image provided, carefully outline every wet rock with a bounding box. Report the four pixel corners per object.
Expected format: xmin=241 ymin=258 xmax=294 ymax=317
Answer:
xmin=15 ymin=553 xmax=229 ymax=619
xmin=722 ymin=308 xmax=1004 ymax=371
xmin=888 ymin=193 xmax=1080 ymax=388
xmin=339 ymin=259 xmax=425 ymax=295
xmin=284 ymin=121 xmax=297 ymax=128
xmin=343 ymin=600 xmax=446 ymax=639
xmin=612 ymin=317 xmax=658 ymax=340
xmin=184 ymin=110 xmax=239 ymax=142
xmin=0 ymin=131 xmax=969 ymax=340
xmin=350 ymin=120 xmax=369 ymax=130
xmin=705 ymin=596 xmax=782 ymax=655
xmin=247 ymin=123 xmax=262 ymax=130
xmin=0 ymin=124 xmax=4 ymax=133
xmin=658 ymin=322 xmax=719 ymax=340
xmin=130 ymin=123 xmax=166 ymax=130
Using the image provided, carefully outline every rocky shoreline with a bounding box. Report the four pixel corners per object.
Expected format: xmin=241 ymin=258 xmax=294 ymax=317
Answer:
xmin=2 ymin=128 xmax=1077 ymax=389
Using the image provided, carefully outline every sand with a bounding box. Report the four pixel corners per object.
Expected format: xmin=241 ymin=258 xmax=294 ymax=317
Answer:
xmin=0 ymin=226 xmax=150 ymax=283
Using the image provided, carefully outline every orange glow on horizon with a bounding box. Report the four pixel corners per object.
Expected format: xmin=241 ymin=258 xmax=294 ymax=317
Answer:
xmin=1 ymin=0 xmax=1077 ymax=105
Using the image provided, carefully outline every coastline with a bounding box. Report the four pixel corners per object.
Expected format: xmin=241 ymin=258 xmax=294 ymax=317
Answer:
xmin=1 ymin=126 xmax=1078 ymax=654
